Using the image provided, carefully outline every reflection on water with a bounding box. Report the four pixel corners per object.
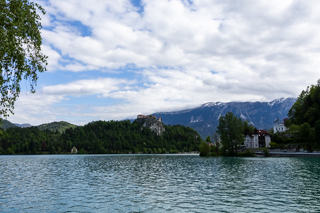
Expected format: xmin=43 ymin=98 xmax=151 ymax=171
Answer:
xmin=1 ymin=155 xmax=320 ymax=212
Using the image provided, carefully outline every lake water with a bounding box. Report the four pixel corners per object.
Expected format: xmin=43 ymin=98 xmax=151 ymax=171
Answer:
xmin=1 ymin=154 xmax=320 ymax=212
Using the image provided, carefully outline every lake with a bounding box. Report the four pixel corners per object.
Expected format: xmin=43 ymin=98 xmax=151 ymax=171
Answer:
xmin=1 ymin=154 xmax=320 ymax=212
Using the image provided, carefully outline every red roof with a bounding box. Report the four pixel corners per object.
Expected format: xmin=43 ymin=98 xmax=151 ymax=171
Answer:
xmin=245 ymin=129 xmax=270 ymax=137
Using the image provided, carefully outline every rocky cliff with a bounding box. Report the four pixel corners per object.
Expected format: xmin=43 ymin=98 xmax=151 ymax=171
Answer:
xmin=136 ymin=115 xmax=165 ymax=136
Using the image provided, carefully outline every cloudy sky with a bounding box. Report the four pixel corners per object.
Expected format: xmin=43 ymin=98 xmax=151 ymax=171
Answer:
xmin=8 ymin=0 xmax=320 ymax=125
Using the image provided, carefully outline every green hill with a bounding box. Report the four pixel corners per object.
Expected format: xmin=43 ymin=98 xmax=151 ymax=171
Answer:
xmin=37 ymin=121 xmax=77 ymax=133
xmin=0 ymin=120 xmax=201 ymax=155
xmin=60 ymin=120 xmax=201 ymax=154
xmin=0 ymin=120 xmax=18 ymax=130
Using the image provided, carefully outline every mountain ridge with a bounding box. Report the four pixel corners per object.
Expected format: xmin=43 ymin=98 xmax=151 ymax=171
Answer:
xmin=2 ymin=97 xmax=296 ymax=139
xmin=14 ymin=123 xmax=32 ymax=128
xmin=153 ymin=97 xmax=297 ymax=139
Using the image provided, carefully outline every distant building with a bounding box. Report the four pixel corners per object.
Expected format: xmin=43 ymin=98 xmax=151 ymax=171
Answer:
xmin=244 ymin=129 xmax=271 ymax=149
xmin=273 ymin=123 xmax=288 ymax=133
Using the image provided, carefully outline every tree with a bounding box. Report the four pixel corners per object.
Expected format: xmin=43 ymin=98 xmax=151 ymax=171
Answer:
xmin=0 ymin=0 xmax=47 ymax=118
xmin=205 ymin=136 xmax=211 ymax=143
xmin=288 ymin=80 xmax=320 ymax=127
xmin=212 ymin=132 xmax=219 ymax=144
xmin=199 ymin=142 xmax=210 ymax=156
xmin=314 ymin=120 xmax=320 ymax=150
xmin=243 ymin=120 xmax=254 ymax=134
xmin=41 ymin=141 xmax=46 ymax=151
xmin=216 ymin=112 xmax=244 ymax=155
xmin=299 ymin=122 xmax=312 ymax=152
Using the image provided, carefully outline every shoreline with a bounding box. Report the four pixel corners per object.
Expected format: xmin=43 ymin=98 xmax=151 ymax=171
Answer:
xmin=256 ymin=151 xmax=320 ymax=157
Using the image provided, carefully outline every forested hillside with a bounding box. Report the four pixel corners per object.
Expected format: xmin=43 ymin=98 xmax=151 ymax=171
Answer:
xmin=61 ymin=120 xmax=201 ymax=154
xmin=0 ymin=120 xmax=17 ymax=130
xmin=37 ymin=121 xmax=77 ymax=133
xmin=274 ymin=80 xmax=320 ymax=152
xmin=0 ymin=120 xmax=201 ymax=155
xmin=0 ymin=127 xmax=59 ymax=154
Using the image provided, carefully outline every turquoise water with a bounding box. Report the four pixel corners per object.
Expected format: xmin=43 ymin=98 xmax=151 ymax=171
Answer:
xmin=1 ymin=154 xmax=320 ymax=212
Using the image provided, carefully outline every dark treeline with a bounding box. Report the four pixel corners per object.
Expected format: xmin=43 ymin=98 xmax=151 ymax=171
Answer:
xmin=0 ymin=127 xmax=59 ymax=154
xmin=0 ymin=120 xmax=201 ymax=155
xmin=267 ymin=80 xmax=320 ymax=152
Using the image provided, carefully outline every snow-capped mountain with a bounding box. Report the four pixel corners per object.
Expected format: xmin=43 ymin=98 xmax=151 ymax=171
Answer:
xmin=153 ymin=97 xmax=297 ymax=139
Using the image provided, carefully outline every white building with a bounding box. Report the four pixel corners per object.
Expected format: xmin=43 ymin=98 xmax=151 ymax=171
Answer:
xmin=273 ymin=123 xmax=288 ymax=133
xmin=244 ymin=129 xmax=271 ymax=149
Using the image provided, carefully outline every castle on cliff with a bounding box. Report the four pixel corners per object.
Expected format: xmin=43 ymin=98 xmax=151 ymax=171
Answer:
xmin=137 ymin=115 xmax=162 ymax=122
xmin=136 ymin=115 xmax=164 ymax=136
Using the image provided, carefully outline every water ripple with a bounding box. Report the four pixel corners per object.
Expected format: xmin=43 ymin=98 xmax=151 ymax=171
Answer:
xmin=1 ymin=155 xmax=320 ymax=212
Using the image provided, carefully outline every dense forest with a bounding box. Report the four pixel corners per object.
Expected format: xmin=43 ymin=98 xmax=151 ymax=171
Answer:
xmin=0 ymin=120 xmax=201 ymax=155
xmin=271 ymin=80 xmax=320 ymax=151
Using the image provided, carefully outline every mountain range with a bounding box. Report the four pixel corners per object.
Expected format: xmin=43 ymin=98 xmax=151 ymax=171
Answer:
xmin=0 ymin=120 xmax=76 ymax=133
xmin=153 ymin=97 xmax=296 ymax=139
xmin=14 ymin=123 xmax=32 ymax=128
xmin=1 ymin=97 xmax=297 ymax=139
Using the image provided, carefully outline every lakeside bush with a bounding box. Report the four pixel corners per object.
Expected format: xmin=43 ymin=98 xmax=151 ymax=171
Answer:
xmin=237 ymin=149 xmax=255 ymax=157
xmin=262 ymin=147 xmax=270 ymax=157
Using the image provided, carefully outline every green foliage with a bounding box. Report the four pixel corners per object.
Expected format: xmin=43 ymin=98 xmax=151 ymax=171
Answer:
xmin=205 ymin=136 xmax=211 ymax=143
xmin=271 ymin=132 xmax=293 ymax=145
xmin=299 ymin=123 xmax=311 ymax=140
xmin=288 ymin=80 xmax=320 ymax=127
xmin=262 ymin=147 xmax=270 ymax=157
xmin=50 ymin=146 xmax=56 ymax=154
xmin=0 ymin=0 xmax=47 ymax=118
xmin=287 ymin=124 xmax=300 ymax=135
xmin=285 ymin=80 xmax=320 ymax=151
xmin=216 ymin=112 xmax=244 ymax=155
xmin=243 ymin=120 xmax=255 ymax=134
xmin=199 ymin=142 xmax=210 ymax=156
xmin=237 ymin=149 xmax=255 ymax=157
xmin=212 ymin=132 xmax=219 ymax=144
xmin=0 ymin=126 xmax=59 ymax=154
xmin=209 ymin=151 xmax=218 ymax=157
xmin=269 ymin=142 xmax=278 ymax=148
xmin=37 ymin=121 xmax=77 ymax=133
xmin=315 ymin=120 xmax=320 ymax=150
xmin=0 ymin=120 xmax=202 ymax=155
xmin=299 ymin=122 xmax=313 ymax=152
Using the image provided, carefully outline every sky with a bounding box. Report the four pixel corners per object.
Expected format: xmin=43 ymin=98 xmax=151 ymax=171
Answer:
xmin=8 ymin=0 xmax=320 ymax=125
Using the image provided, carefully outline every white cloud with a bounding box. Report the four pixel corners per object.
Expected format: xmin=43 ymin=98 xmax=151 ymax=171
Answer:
xmin=42 ymin=78 xmax=135 ymax=96
xmin=8 ymin=92 xmax=66 ymax=125
xmin=41 ymin=45 xmax=61 ymax=72
xmin=8 ymin=0 xmax=320 ymax=125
